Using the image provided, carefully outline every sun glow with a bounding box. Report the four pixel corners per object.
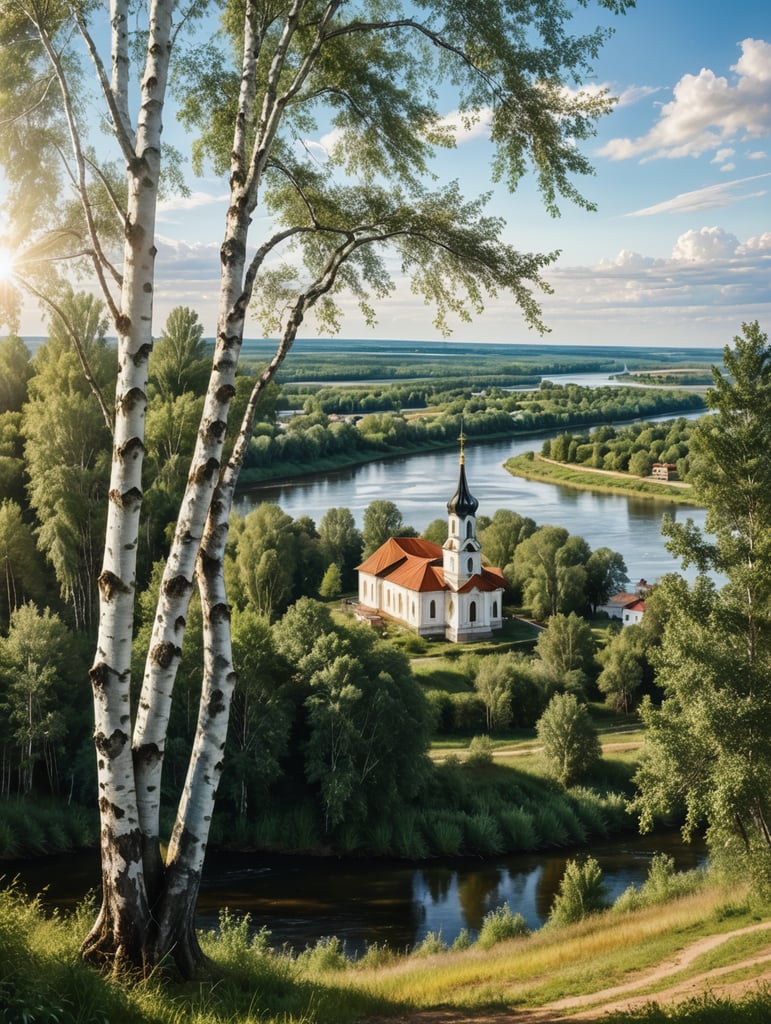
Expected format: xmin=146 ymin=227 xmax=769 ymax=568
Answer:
xmin=0 ymin=246 xmax=14 ymax=281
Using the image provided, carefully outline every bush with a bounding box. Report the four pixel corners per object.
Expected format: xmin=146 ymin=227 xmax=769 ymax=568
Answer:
xmin=297 ymin=935 xmax=348 ymax=972
xmin=548 ymin=856 xmax=609 ymax=927
xmin=536 ymin=693 xmax=601 ymax=786
xmin=476 ymin=902 xmax=530 ymax=949
xmin=613 ymin=853 xmax=706 ymax=913
xmin=413 ymin=930 xmax=448 ymax=956
xmin=465 ymin=734 xmax=494 ymax=766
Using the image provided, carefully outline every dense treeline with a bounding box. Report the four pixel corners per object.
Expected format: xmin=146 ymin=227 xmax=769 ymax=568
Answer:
xmin=241 ymin=383 xmax=704 ymax=485
xmin=540 ymin=417 xmax=698 ymax=479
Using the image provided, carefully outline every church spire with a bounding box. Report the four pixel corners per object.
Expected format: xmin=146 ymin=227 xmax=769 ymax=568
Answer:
xmin=447 ymin=425 xmax=478 ymax=516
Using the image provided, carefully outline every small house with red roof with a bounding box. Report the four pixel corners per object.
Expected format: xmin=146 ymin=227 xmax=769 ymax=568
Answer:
xmin=356 ymin=437 xmax=505 ymax=642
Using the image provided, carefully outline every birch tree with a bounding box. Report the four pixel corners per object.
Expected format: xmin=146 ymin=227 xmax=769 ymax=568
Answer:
xmin=0 ymin=0 xmax=635 ymax=974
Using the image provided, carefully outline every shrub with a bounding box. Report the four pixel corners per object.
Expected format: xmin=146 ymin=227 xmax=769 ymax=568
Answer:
xmin=464 ymin=811 xmax=504 ymax=855
xmin=465 ymin=734 xmax=495 ymax=766
xmin=477 ymin=903 xmax=530 ymax=949
xmin=613 ymin=853 xmax=706 ymax=914
xmin=357 ymin=942 xmax=399 ymax=969
xmin=548 ymin=856 xmax=609 ymax=927
xmin=421 ymin=810 xmax=464 ymax=856
xmin=451 ymin=928 xmax=472 ymax=951
xmin=499 ymin=807 xmax=538 ymax=851
xmin=297 ymin=935 xmax=348 ymax=972
xmin=413 ymin=930 xmax=448 ymax=956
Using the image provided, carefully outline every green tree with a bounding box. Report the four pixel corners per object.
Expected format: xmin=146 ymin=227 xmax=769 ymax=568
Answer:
xmin=479 ymin=509 xmax=536 ymax=580
xmin=536 ymin=692 xmax=600 ymax=786
xmin=474 ymin=653 xmax=516 ymax=733
xmin=0 ymin=0 xmax=634 ymax=972
xmin=585 ymin=546 xmax=628 ymax=614
xmin=148 ymin=307 xmax=211 ymax=400
xmin=318 ymin=507 xmax=363 ymax=588
xmin=596 ymin=624 xmax=645 ymax=712
xmin=422 ymin=518 xmax=448 ymax=545
xmin=633 ymin=323 xmax=771 ymax=891
xmin=362 ymin=500 xmax=414 ymax=558
xmin=0 ymin=603 xmax=81 ymax=794
xmin=221 ymin=609 xmax=291 ymax=817
xmin=0 ymin=335 xmax=32 ymax=413
xmin=226 ymin=505 xmax=298 ymax=619
xmin=534 ymin=611 xmax=596 ymax=693
xmin=319 ymin=562 xmax=343 ymax=600
xmin=515 ymin=527 xmax=590 ymax=619
xmin=0 ymin=500 xmax=48 ymax=629
xmin=22 ymin=294 xmax=114 ymax=630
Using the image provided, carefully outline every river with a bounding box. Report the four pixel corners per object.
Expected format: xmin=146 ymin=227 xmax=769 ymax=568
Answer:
xmin=6 ymin=378 xmax=710 ymax=953
xmin=235 ymin=386 xmax=707 ymax=585
xmin=6 ymin=831 xmax=705 ymax=956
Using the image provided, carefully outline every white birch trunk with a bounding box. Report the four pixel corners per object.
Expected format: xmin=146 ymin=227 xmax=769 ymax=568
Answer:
xmin=81 ymin=0 xmax=174 ymax=968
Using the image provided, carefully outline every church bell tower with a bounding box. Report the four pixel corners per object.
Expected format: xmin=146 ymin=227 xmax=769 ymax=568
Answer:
xmin=443 ymin=429 xmax=482 ymax=590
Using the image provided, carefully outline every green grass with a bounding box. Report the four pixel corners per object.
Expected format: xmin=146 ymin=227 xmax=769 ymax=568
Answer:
xmin=3 ymin=864 xmax=770 ymax=1024
xmin=505 ymin=452 xmax=701 ymax=505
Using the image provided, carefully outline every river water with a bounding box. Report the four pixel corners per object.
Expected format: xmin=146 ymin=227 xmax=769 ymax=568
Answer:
xmin=235 ymin=384 xmax=707 ymax=584
xmin=7 ymin=831 xmax=705 ymax=956
xmin=6 ymin=377 xmax=710 ymax=953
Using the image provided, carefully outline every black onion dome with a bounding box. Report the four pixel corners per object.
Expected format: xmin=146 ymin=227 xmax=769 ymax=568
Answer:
xmin=447 ymin=461 xmax=478 ymax=516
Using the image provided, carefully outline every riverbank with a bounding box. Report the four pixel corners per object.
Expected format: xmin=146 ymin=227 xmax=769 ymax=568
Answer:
xmin=3 ymin=870 xmax=770 ymax=1024
xmin=505 ymin=452 xmax=702 ymax=506
xmin=236 ymin=402 xmax=706 ymax=492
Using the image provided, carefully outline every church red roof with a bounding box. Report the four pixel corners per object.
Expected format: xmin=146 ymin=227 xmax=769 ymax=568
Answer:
xmin=357 ymin=536 xmax=504 ymax=596
xmin=356 ymin=536 xmax=442 ymax=576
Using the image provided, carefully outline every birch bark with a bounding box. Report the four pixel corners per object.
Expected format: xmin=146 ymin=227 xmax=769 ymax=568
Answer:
xmin=81 ymin=0 xmax=175 ymax=967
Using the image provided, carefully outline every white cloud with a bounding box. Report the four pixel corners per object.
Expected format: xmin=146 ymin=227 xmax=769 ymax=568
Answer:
xmin=670 ymin=226 xmax=739 ymax=261
xmin=598 ymin=37 xmax=771 ymax=162
xmin=433 ymin=107 xmax=494 ymax=143
xmin=712 ymin=148 xmax=735 ymax=164
xmin=624 ymin=173 xmax=771 ymax=216
xmin=157 ymin=191 xmax=228 ymax=215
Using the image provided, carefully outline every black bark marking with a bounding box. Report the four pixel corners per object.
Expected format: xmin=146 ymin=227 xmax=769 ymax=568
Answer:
xmin=210 ymin=602 xmax=230 ymax=624
xmin=119 ymin=387 xmax=146 ymax=412
xmin=215 ymin=383 xmax=236 ymax=403
xmin=98 ymin=571 xmax=131 ymax=600
xmin=134 ymin=741 xmax=162 ymax=770
xmin=207 ymin=689 xmax=226 ymax=717
xmin=206 ymin=419 xmax=227 ymax=441
xmin=132 ymin=343 xmax=153 ymax=365
xmin=110 ymin=487 xmax=143 ymax=511
xmin=150 ymin=640 xmax=180 ymax=669
xmin=116 ymin=314 xmax=131 ymax=333
xmin=89 ymin=661 xmax=114 ymax=691
xmin=95 ymin=729 xmax=129 ymax=760
xmin=191 ymin=457 xmax=220 ymax=484
xmin=162 ymin=574 xmax=192 ymax=599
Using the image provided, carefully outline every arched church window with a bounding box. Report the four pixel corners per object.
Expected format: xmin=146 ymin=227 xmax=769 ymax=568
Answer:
xmin=466 ymin=521 xmax=473 ymax=538
xmin=467 ymin=557 xmax=473 ymax=573
xmin=469 ymin=601 xmax=477 ymax=622
xmin=429 ymin=599 xmax=436 ymax=618
xmin=493 ymin=600 xmax=498 ymax=618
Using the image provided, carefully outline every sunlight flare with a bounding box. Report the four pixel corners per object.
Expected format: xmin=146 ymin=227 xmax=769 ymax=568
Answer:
xmin=0 ymin=246 xmax=15 ymax=281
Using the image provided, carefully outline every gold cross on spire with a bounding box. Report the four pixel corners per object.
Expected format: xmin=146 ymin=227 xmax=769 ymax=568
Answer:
xmin=459 ymin=419 xmax=466 ymax=465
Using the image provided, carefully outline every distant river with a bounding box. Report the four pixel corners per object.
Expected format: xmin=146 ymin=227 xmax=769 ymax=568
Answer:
xmin=235 ymin=376 xmax=707 ymax=584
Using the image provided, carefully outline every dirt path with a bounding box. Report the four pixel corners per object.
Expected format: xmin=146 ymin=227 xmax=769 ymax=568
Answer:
xmin=360 ymin=921 xmax=771 ymax=1023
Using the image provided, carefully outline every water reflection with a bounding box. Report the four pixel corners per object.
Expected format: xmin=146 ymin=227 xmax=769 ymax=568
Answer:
xmin=7 ymin=832 xmax=706 ymax=957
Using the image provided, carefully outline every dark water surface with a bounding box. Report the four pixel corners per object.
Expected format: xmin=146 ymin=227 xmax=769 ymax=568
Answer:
xmin=7 ymin=831 xmax=706 ymax=956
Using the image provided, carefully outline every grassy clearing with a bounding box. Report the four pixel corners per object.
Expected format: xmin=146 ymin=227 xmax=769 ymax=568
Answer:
xmin=505 ymin=453 xmax=700 ymax=505
xmin=3 ymin=874 xmax=769 ymax=1024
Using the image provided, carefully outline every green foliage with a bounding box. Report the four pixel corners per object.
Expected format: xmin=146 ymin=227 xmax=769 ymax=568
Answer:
xmin=514 ymin=526 xmax=590 ymax=620
xmin=297 ymin=936 xmax=348 ymax=974
xmin=465 ymin=734 xmax=495 ymax=766
xmin=534 ymin=612 xmax=596 ymax=694
xmin=319 ymin=561 xmax=343 ymax=599
xmin=147 ymin=306 xmax=210 ymax=400
xmin=613 ymin=853 xmax=706 ymax=914
xmin=476 ymin=903 xmax=530 ymax=949
xmin=537 ymin=692 xmax=602 ymax=787
xmin=633 ymin=324 xmax=771 ymax=892
xmin=412 ymin=930 xmax=448 ymax=957
xmin=596 ymin=624 xmax=646 ymax=712
xmin=548 ymin=856 xmax=609 ymax=927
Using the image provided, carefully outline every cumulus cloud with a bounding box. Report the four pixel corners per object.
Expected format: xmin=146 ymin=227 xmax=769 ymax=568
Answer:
xmin=433 ymin=107 xmax=494 ymax=143
xmin=542 ymin=226 xmax=771 ymax=322
xmin=598 ymin=37 xmax=771 ymax=162
xmin=625 ymin=173 xmax=771 ymax=216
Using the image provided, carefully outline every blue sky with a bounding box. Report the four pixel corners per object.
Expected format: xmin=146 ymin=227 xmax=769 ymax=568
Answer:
xmin=10 ymin=0 xmax=771 ymax=348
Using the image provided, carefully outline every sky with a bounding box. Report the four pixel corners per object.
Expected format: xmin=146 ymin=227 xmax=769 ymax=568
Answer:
xmin=6 ymin=0 xmax=771 ymax=348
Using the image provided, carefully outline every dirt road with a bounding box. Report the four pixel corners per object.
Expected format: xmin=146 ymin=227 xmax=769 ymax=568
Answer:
xmin=361 ymin=921 xmax=771 ymax=1023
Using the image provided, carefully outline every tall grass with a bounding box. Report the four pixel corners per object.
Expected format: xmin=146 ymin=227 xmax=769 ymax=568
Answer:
xmin=1 ymin=873 xmax=767 ymax=1024
xmin=0 ymin=799 xmax=98 ymax=860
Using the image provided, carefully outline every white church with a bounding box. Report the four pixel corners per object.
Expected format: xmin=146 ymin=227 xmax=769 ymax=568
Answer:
xmin=356 ymin=437 xmax=506 ymax=642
